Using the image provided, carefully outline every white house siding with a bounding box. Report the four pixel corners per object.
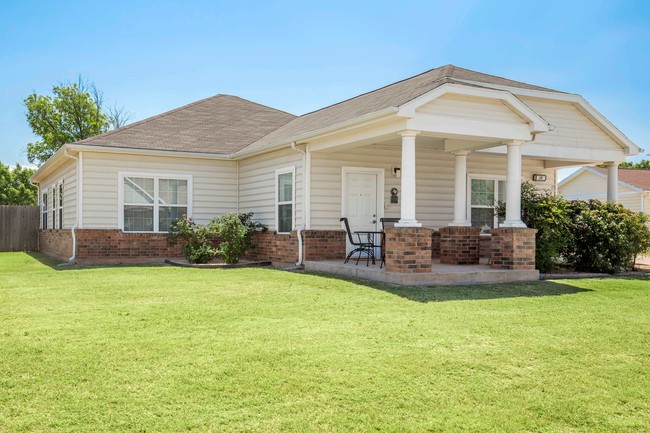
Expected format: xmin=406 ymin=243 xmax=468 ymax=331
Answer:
xmin=81 ymin=151 xmax=237 ymax=228
xmin=310 ymin=143 xmax=555 ymax=230
xmin=238 ymin=148 xmax=303 ymax=231
xmin=39 ymin=158 xmax=77 ymax=229
xmin=417 ymin=93 xmax=527 ymax=124
xmin=559 ymin=170 xmax=644 ymax=213
xmin=519 ymin=97 xmax=621 ymax=151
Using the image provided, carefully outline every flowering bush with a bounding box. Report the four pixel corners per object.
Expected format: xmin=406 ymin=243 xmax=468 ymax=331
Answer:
xmin=167 ymin=216 xmax=217 ymax=264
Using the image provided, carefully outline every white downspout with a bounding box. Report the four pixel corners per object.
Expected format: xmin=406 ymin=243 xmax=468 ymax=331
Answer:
xmin=291 ymin=141 xmax=306 ymax=266
xmin=63 ymin=147 xmax=79 ymax=261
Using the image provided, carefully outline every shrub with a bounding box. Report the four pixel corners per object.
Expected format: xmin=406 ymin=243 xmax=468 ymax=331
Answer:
xmin=209 ymin=212 xmax=269 ymax=265
xmin=564 ymin=200 xmax=650 ymax=273
xmin=167 ymin=217 xmax=217 ymax=264
xmin=496 ymin=182 xmax=572 ymax=272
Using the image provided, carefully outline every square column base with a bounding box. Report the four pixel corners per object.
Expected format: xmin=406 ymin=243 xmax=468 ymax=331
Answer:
xmin=384 ymin=227 xmax=433 ymax=273
xmin=439 ymin=226 xmax=481 ymax=265
xmin=490 ymin=228 xmax=537 ymax=270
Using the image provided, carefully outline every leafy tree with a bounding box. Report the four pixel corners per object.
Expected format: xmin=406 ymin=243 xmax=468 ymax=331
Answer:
xmin=619 ymin=159 xmax=650 ymax=169
xmin=24 ymin=77 xmax=132 ymax=165
xmin=0 ymin=163 xmax=37 ymax=205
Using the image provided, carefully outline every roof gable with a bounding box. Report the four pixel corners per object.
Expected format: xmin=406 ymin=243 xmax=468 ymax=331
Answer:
xmin=591 ymin=166 xmax=650 ymax=191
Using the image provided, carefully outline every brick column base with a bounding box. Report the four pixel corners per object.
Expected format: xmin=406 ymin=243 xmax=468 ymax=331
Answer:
xmin=385 ymin=227 xmax=433 ymax=273
xmin=431 ymin=231 xmax=441 ymax=259
xmin=439 ymin=226 xmax=481 ymax=265
xmin=490 ymin=228 xmax=537 ymax=270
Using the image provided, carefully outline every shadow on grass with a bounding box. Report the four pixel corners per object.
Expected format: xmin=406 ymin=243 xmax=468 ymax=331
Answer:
xmin=26 ymin=252 xmax=167 ymax=271
xmin=302 ymin=270 xmax=596 ymax=303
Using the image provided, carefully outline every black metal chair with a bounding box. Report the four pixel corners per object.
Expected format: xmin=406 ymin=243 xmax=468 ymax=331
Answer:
xmin=380 ymin=218 xmax=400 ymax=268
xmin=340 ymin=217 xmax=376 ymax=266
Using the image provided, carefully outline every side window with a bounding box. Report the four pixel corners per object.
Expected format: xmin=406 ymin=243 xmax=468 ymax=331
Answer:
xmin=42 ymin=191 xmax=48 ymax=229
xmin=470 ymin=178 xmax=506 ymax=234
xmin=276 ymin=168 xmax=294 ymax=234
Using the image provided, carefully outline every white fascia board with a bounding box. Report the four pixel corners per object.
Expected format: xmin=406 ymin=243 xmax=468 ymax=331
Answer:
xmin=67 ymin=144 xmax=232 ymax=160
xmin=407 ymin=114 xmax=532 ymax=142
xmin=450 ymin=78 xmax=642 ymax=156
xmin=479 ymin=143 xmax=626 ymax=164
xmin=397 ymin=83 xmax=550 ymax=133
xmin=30 ymin=145 xmax=71 ymax=183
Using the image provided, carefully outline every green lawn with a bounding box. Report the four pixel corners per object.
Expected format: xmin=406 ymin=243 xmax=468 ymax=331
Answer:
xmin=1 ymin=253 xmax=649 ymax=432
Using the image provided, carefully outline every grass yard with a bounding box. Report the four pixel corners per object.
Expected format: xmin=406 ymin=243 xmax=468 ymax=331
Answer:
xmin=1 ymin=252 xmax=649 ymax=432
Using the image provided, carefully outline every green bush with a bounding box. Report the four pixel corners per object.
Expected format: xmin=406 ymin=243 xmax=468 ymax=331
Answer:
xmin=564 ymin=200 xmax=650 ymax=273
xmin=167 ymin=217 xmax=217 ymax=264
xmin=210 ymin=212 xmax=268 ymax=265
xmin=496 ymin=182 xmax=572 ymax=272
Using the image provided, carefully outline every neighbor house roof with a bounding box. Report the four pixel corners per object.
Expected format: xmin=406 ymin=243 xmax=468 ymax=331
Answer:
xmin=69 ymin=64 xmax=565 ymax=156
xmin=591 ymin=166 xmax=650 ymax=191
xmin=76 ymin=94 xmax=296 ymax=155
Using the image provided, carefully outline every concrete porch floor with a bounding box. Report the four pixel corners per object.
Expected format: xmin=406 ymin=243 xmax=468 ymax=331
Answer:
xmin=304 ymin=258 xmax=540 ymax=286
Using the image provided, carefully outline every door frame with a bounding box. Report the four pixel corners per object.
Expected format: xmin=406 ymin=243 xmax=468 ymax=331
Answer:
xmin=341 ymin=166 xmax=385 ymax=231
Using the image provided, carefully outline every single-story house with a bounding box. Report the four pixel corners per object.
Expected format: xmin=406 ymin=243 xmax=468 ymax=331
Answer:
xmin=559 ymin=166 xmax=650 ymax=214
xmin=31 ymin=65 xmax=643 ymax=283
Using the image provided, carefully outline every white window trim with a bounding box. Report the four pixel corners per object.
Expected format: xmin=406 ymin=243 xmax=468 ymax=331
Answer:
xmin=118 ymin=171 xmax=193 ymax=233
xmin=55 ymin=180 xmax=64 ymax=229
xmin=51 ymin=185 xmax=57 ymax=230
xmin=41 ymin=189 xmax=48 ymax=229
xmin=467 ymin=174 xmax=506 ymax=234
xmin=275 ymin=166 xmax=295 ymax=234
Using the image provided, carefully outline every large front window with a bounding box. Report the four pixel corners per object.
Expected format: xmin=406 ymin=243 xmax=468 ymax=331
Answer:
xmin=276 ymin=168 xmax=294 ymax=234
xmin=122 ymin=174 xmax=190 ymax=232
xmin=470 ymin=177 xmax=506 ymax=234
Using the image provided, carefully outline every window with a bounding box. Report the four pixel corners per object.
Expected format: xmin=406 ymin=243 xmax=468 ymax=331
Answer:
xmin=469 ymin=177 xmax=506 ymax=234
xmin=51 ymin=186 xmax=56 ymax=230
xmin=120 ymin=173 xmax=191 ymax=232
xmin=276 ymin=167 xmax=294 ymax=234
xmin=41 ymin=191 xmax=48 ymax=229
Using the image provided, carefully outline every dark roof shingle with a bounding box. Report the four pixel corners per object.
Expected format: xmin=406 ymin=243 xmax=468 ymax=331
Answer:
xmin=592 ymin=167 xmax=650 ymax=191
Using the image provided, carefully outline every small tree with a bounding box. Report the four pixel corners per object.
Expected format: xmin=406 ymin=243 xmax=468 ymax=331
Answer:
xmin=0 ymin=163 xmax=37 ymax=205
xmin=167 ymin=217 xmax=217 ymax=264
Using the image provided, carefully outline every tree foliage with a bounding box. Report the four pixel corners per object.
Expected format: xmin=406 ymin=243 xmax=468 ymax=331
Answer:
xmin=618 ymin=159 xmax=650 ymax=169
xmin=0 ymin=163 xmax=37 ymax=205
xmin=24 ymin=77 xmax=132 ymax=165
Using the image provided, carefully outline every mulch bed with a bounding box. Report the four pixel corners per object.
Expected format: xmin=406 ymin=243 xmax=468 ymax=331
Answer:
xmin=164 ymin=258 xmax=272 ymax=269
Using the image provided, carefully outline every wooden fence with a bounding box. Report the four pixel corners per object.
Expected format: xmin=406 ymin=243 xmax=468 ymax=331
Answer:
xmin=0 ymin=206 xmax=40 ymax=252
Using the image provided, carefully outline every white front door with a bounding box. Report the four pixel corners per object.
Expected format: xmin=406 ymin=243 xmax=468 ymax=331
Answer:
xmin=343 ymin=169 xmax=382 ymax=255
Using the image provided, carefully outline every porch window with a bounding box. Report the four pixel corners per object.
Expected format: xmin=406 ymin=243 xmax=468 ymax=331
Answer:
xmin=276 ymin=167 xmax=294 ymax=234
xmin=470 ymin=178 xmax=506 ymax=234
xmin=41 ymin=191 xmax=48 ymax=229
xmin=121 ymin=174 xmax=190 ymax=232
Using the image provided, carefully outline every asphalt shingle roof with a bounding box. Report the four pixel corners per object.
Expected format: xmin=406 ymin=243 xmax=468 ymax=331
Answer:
xmin=592 ymin=167 xmax=650 ymax=191
xmin=75 ymin=65 xmax=565 ymax=156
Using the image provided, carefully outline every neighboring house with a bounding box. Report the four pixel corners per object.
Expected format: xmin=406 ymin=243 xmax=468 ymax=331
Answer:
xmin=31 ymin=64 xmax=642 ymax=281
xmin=559 ymin=166 xmax=650 ymax=214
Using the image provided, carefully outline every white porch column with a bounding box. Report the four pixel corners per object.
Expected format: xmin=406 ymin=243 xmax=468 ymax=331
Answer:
xmin=449 ymin=151 xmax=471 ymax=226
xmin=395 ymin=130 xmax=421 ymax=227
xmin=606 ymin=162 xmax=619 ymax=202
xmin=501 ymin=141 xmax=527 ymax=228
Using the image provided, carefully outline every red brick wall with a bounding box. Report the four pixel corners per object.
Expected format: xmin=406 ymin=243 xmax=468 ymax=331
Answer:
xmin=439 ymin=226 xmax=481 ymax=265
xmin=384 ymin=227 xmax=433 ymax=273
xmin=431 ymin=231 xmax=441 ymax=259
xmin=74 ymin=229 xmax=185 ymax=262
xmin=245 ymin=230 xmax=346 ymax=265
xmin=490 ymin=228 xmax=537 ymax=270
xmin=479 ymin=235 xmax=492 ymax=258
xmin=39 ymin=230 xmax=73 ymax=260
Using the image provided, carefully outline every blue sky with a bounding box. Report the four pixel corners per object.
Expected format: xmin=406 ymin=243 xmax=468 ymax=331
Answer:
xmin=1 ymin=0 xmax=648 ymax=177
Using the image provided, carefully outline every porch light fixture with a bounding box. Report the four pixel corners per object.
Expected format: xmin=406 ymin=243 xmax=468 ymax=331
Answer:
xmin=532 ymin=174 xmax=547 ymax=182
xmin=392 ymin=166 xmax=401 ymax=178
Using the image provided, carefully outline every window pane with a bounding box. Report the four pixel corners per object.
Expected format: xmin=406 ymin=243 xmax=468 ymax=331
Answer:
xmin=278 ymin=203 xmax=292 ymax=232
xmin=159 ymin=206 xmax=187 ymax=232
xmin=278 ymin=172 xmax=293 ymax=202
xmin=471 ymin=179 xmax=495 ymax=206
xmin=124 ymin=205 xmax=154 ymax=231
xmin=124 ymin=177 xmax=154 ymax=204
xmin=59 ymin=184 xmax=63 ymax=206
xmin=497 ymin=180 xmax=507 ymax=204
xmin=471 ymin=207 xmax=495 ymax=234
xmin=159 ymin=179 xmax=187 ymax=205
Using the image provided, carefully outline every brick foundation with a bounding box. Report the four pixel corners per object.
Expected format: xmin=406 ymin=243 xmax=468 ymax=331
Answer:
xmin=431 ymin=231 xmax=441 ymax=259
xmin=75 ymin=229 xmax=186 ymax=263
xmin=39 ymin=230 xmax=73 ymax=260
xmin=439 ymin=226 xmax=481 ymax=265
xmin=245 ymin=230 xmax=346 ymax=265
xmin=490 ymin=228 xmax=537 ymax=270
xmin=384 ymin=227 xmax=433 ymax=273
xmin=479 ymin=235 xmax=492 ymax=258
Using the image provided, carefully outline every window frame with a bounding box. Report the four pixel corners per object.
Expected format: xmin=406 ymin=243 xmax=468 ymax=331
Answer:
xmin=55 ymin=180 xmax=64 ymax=229
xmin=466 ymin=174 xmax=506 ymax=235
xmin=118 ymin=172 xmax=193 ymax=233
xmin=41 ymin=190 xmax=48 ymax=229
xmin=51 ymin=185 xmax=56 ymax=230
xmin=275 ymin=166 xmax=295 ymax=235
